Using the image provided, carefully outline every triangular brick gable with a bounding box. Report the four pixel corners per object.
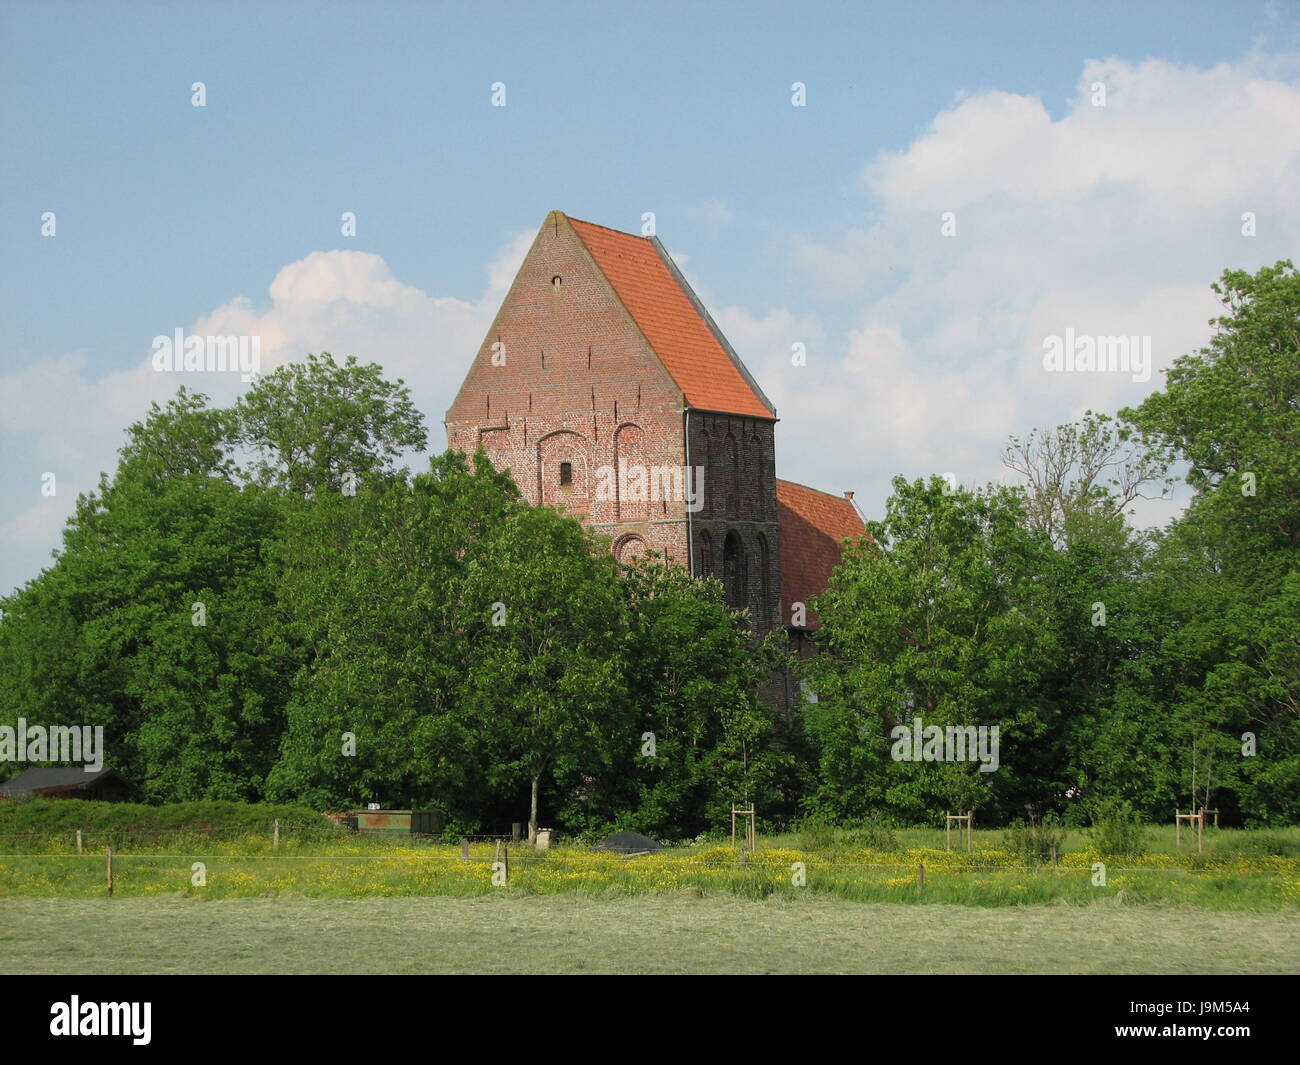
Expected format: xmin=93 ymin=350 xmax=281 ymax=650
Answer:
xmin=567 ymin=216 xmax=775 ymax=420
xmin=776 ymin=479 xmax=868 ymax=628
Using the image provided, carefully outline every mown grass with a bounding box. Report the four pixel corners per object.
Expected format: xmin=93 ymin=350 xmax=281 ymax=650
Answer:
xmin=1 ymin=834 xmax=1296 ymax=909
xmin=3 ymin=895 xmax=1296 ymax=974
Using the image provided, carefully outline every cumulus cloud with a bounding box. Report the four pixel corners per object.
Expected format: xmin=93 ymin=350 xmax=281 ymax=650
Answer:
xmin=4 ymin=53 xmax=1298 ymax=594
xmin=195 ymin=230 xmax=534 ymax=416
xmin=0 ymin=232 xmax=532 ymax=594
xmin=775 ymin=54 xmax=1300 ymax=510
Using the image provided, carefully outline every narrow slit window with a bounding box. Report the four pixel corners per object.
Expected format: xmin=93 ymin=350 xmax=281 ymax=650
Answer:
xmin=559 ymin=461 xmax=573 ymax=487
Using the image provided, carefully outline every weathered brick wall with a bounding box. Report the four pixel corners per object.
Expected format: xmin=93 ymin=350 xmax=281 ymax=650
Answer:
xmin=445 ymin=212 xmax=691 ymax=566
xmin=687 ymin=413 xmax=780 ymax=632
xmin=446 ymin=211 xmax=782 ymax=634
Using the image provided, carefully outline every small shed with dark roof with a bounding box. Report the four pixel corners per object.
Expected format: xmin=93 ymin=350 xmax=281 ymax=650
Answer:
xmin=0 ymin=767 xmax=131 ymax=802
xmin=595 ymin=831 xmax=662 ymax=854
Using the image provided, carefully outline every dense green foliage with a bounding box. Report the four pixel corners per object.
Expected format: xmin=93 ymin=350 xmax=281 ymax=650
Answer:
xmin=0 ymin=355 xmax=782 ymax=837
xmin=1 ymin=262 xmax=1297 ymax=834
xmin=0 ymin=798 xmax=331 ymax=841
xmin=801 ymin=261 xmax=1299 ymax=827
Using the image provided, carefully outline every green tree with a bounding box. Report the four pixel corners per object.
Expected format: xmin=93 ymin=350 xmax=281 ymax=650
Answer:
xmin=567 ymin=555 xmax=791 ymax=839
xmin=236 ymin=352 xmax=427 ymax=495
xmin=1001 ymin=411 xmax=1170 ymax=549
xmin=1124 ymin=261 xmax=1299 ymax=554
xmin=454 ymin=504 xmax=627 ymax=843
xmin=1121 ymin=261 xmax=1300 ymax=823
xmin=0 ymin=354 xmax=433 ymax=801
xmin=801 ymin=477 xmax=1056 ymax=822
xmin=266 ymin=450 xmax=519 ymax=816
xmin=0 ymin=474 xmax=286 ymax=798
xmin=118 ymin=388 xmax=238 ymax=484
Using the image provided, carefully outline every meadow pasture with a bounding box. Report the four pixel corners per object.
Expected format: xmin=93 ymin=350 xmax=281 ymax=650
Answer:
xmin=3 ymin=894 xmax=1295 ymax=975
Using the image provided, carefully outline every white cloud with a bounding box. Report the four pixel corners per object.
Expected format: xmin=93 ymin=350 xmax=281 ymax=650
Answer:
xmin=867 ymin=58 xmax=1300 ymax=211
xmin=4 ymin=53 xmax=1298 ymax=593
xmin=1 ymin=498 xmax=72 ymax=554
xmin=774 ymin=54 xmax=1300 ymax=513
xmin=682 ymin=197 xmax=734 ymax=226
xmin=0 ymin=232 xmax=532 ymax=594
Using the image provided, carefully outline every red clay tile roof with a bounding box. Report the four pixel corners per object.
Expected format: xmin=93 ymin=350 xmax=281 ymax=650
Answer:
xmin=777 ymin=479 xmax=868 ymax=628
xmin=567 ymin=216 xmax=774 ymax=420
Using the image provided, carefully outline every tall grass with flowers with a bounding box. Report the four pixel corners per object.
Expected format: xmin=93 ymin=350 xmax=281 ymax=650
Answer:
xmin=0 ymin=831 xmax=1296 ymax=909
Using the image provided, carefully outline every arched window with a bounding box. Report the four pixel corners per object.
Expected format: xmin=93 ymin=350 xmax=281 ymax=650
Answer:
xmin=614 ymin=423 xmax=647 ymax=522
xmin=698 ymin=428 xmax=712 ymax=517
xmin=722 ymin=530 xmax=746 ymax=610
xmin=538 ymin=430 xmax=589 ymax=516
xmin=614 ymin=534 xmax=647 ymax=563
xmin=743 ymin=431 xmax=759 ymax=517
xmin=698 ymin=531 xmax=714 ymax=579
xmin=724 ymin=432 xmax=739 ymax=516
xmin=755 ymin=533 xmax=771 ymax=629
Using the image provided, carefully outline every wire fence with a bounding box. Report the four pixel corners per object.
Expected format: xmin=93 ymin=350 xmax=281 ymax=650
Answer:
xmin=1 ymin=822 xmax=1293 ymax=878
xmin=0 ymin=840 xmax=1287 ymax=874
xmin=4 ymin=825 xmax=1294 ymax=906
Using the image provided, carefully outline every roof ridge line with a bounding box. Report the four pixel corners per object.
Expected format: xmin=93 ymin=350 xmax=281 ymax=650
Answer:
xmin=647 ymin=235 xmax=778 ymax=420
xmin=778 ymin=477 xmax=849 ymax=497
xmin=566 ymin=215 xmax=643 ymax=239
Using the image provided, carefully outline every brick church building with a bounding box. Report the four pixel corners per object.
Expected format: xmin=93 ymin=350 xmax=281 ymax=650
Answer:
xmin=446 ymin=211 xmax=863 ymax=701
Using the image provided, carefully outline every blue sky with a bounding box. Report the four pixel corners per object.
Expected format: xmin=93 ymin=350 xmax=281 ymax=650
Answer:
xmin=3 ymin=0 xmax=1299 ymax=596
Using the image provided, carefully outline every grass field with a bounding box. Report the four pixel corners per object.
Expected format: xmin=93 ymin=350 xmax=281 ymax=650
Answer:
xmin=3 ymin=894 xmax=1297 ymax=974
xmin=4 ymin=813 xmax=1296 ymax=974
xmin=3 ymin=828 xmax=1298 ymax=908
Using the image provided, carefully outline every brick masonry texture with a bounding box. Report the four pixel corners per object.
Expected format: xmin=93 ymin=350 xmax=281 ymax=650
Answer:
xmin=445 ymin=211 xmax=861 ymax=645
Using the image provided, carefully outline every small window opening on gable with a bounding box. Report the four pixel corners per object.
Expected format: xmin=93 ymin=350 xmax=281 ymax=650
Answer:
xmin=551 ymin=274 xmax=563 ymax=289
xmin=559 ymin=461 xmax=573 ymax=487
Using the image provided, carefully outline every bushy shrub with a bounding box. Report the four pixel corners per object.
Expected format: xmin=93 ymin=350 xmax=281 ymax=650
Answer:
xmin=1004 ymin=814 xmax=1066 ymax=864
xmin=1086 ymin=799 xmax=1146 ymax=857
xmin=844 ymin=812 xmax=900 ymax=852
xmin=1216 ymin=832 xmax=1300 ymax=859
xmin=796 ymin=816 xmax=836 ymax=852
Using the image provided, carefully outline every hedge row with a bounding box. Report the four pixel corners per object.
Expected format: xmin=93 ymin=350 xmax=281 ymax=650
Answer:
xmin=0 ymin=798 xmax=335 ymax=840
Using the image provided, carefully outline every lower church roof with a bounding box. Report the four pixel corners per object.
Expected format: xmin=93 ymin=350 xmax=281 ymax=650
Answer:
xmin=776 ymin=479 xmax=867 ymax=628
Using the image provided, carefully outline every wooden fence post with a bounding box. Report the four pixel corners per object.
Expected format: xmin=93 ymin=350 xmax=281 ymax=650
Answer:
xmin=273 ymin=819 xmax=280 ymax=849
xmin=917 ymin=862 xmax=924 ymax=896
xmin=106 ymin=846 xmax=114 ymax=897
xmin=460 ymin=839 xmax=469 ymax=861
xmin=75 ymin=829 xmax=82 ymax=855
